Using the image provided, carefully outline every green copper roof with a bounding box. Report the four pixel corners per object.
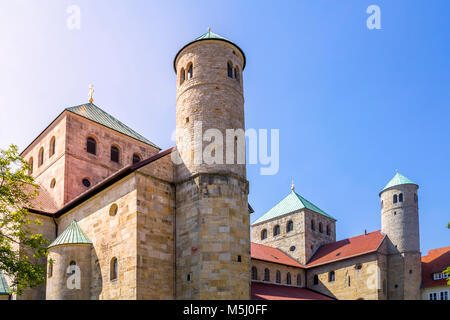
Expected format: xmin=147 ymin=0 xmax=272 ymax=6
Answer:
xmin=174 ymin=29 xmax=246 ymax=72
xmin=252 ymin=190 xmax=335 ymax=225
xmin=66 ymin=103 xmax=160 ymax=149
xmin=48 ymin=220 xmax=93 ymax=248
xmin=381 ymin=172 xmax=417 ymax=194
xmin=0 ymin=271 xmax=9 ymax=295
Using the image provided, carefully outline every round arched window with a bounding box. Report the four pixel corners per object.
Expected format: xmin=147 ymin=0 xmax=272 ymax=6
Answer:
xmin=50 ymin=178 xmax=56 ymax=189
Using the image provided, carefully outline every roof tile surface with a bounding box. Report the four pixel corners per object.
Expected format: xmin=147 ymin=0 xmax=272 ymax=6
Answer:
xmin=251 ymin=282 xmax=333 ymax=300
xmin=251 ymin=242 xmax=304 ymax=268
xmin=306 ymin=230 xmax=385 ymax=267
xmin=421 ymin=246 xmax=450 ymax=288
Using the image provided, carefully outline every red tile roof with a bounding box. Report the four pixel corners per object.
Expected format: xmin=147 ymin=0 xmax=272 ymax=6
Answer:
xmin=251 ymin=242 xmax=305 ymax=268
xmin=27 ymin=184 xmax=59 ymax=214
xmin=251 ymin=282 xmax=334 ymax=300
xmin=421 ymin=246 xmax=450 ymax=288
xmin=306 ymin=230 xmax=385 ymax=267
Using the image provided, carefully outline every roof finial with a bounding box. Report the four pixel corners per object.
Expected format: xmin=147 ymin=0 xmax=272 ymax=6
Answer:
xmin=396 ymin=168 xmax=399 ymax=174
xmin=291 ymin=178 xmax=295 ymax=191
xmin=88 ymin=84 xmax=94 ymax=103
xmin=208 ymin=27 xmax=211 ymax=32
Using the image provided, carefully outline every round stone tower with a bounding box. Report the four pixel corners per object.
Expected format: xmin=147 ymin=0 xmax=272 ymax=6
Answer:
xmin=379 ymin=172 xmax=421 ymax=300
xmin=173 ymin=30 xmax=250 ymax=299
xmin=46 ymin=221 xmax=92 ymax=300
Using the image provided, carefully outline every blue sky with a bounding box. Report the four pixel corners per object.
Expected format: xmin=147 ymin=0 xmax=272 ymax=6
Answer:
xmin=0 ymin=0 xmax=448 ymax=253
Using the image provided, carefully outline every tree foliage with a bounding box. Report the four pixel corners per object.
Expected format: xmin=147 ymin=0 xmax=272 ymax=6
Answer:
xmin=0 ymin=144 xmax=49 ymax=295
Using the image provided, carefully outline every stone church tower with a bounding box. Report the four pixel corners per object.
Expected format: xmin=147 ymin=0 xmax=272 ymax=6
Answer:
xmin=173 ymin=30 xmax=250 ymax=299
xmin=380 ymin=172 xmax=421 ymax=299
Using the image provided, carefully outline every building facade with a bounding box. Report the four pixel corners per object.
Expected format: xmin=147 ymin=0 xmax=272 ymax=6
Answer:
xmin=2 ymin=31 xmax=448 ymax=300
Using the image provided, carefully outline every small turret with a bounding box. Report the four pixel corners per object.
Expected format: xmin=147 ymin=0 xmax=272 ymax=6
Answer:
xmin=46 ymin=221 xmax=92 ymax=300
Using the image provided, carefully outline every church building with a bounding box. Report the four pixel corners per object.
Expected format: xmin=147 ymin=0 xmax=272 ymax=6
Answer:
xmin=4 ymin=30 xmax=448 ymax=300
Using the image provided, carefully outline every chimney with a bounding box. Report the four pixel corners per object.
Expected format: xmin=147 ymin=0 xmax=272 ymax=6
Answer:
xmin=364 ymin=229 xmax=367 ymax=236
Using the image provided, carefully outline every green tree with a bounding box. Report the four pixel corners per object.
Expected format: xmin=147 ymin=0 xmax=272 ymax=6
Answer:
xmin=443 ymin=267 xmax=450 ymax=286
xmin=0 ymin=144 xmax=49 ymax=295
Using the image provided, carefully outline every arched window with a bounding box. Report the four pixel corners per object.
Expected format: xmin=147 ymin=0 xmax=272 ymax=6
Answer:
xmin=286 ymin=273 xmax=292 ymax=285
xmin=264 ymin=268 xmax=270 ymax=282
xmin=414 ymin=193 xmax=418 ymax=203
xmin=180 ymin=68 xmax=185 ymax=85
xmin=251 ymin=266 xmax=258 ymax=280
xmin=276 ymin=270 xmax=281 ymax=284
xmin=286 ymin=220 xmax=293 ymax=233
xmin=273 ymin=225 xmax=280 ymax=236
xmin=319 ymin=222 xmax=323 ymax=233
xmin=86 ymin=137 xmax=96 ymax=155
xmin=50 ymin=178 xmax=56 ymax=189
xmin=28 ymin=158 xmax=33 ymax=175
xmin=313 ymin=274 xmax=319 ymax=285
xmin=110 ymin=257 xmax=118 ymax=281
xmin=132 ymin=153 xmax=141 ymax=164
xmin=296 ymin=274 xmax=301 ymax=287
xmin=49 ymin=136 xmax=56 ymax=157
xmin=399 ymin=193 xmax=403 ymax=202
xmin=393 ymin=194 xmax=398 ymax=204
xmin=187 ymin=63 xmax=193 ymax=80
xmin=109 ymin=203 xmax=118 ymax=216
xmin=381 ymin=200 xmax=384 ymax=208
xmin=329 ymin=271 xmax=335 ymax=282
xmin=326 ymin=225 xmax=331 ymax=236
xmin=38 ymin=147 xmax=44 ymax=167
xmin=111 ymin=145 xmax=120 ymax=163
xmin=234 ymin=67 xmax=240 ymax=83
xmin=69 ymin=261 xmax=76 ymax=275
xmin=311 ymin=219 xmax=315 ymax=231
xmin=261 ymin=229 xmax=267 ymax=240
xmin=48 ymin=262 xmax=53 ymax=278
xmin=227 ymin=61 xmax=233 ymax=78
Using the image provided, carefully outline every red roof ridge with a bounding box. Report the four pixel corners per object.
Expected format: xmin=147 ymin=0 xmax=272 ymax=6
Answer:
xmin=251 ymin=242 xmax=305 ymax=268
xmin=306 ymin=230 xmax=386 ymax=267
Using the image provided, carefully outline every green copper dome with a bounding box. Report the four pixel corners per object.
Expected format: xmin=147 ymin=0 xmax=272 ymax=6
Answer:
xmin=174 ymin=29 xmax=246 ymax=72
xmin=380 ymin=172 xmax=418 ymax=194
xmin=48 ymin=220 xmax=93 ymax=249
xmin=252 ymin=190 xmax=335 ymax=225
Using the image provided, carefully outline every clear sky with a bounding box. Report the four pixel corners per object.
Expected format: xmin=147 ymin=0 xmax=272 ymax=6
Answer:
xmin=0 ymin=0 xmax=448 ymax=254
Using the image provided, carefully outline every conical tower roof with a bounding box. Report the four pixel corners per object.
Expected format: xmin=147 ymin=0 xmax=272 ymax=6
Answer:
xmin=48 ymin=220 xmax=92 ymax=248
xmin=380 ymin=172 xmax=418 ymax=195
xmin=174 ymin=29 xmax=246 ymax=72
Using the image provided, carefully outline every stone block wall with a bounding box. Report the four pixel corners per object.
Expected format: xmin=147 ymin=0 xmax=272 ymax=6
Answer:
xmin=175 ymin=173 xmax=250 ymax=300
xmin=64 ymin=113 xmax=159 ymax=204
xmin=251 ymin=260 xmax=306 ymax=287
xmin=135 ymin=154 xmax=176 ymax=299
xmin=57 ymin=174 xmax=139 ymax=299
xmin=306 ymin=253 xmax=385 ymax=300
xmin=251 ymin=208 xmax=335 ymax=264
xmin=21 ymin=114 xmax=67 ymax=207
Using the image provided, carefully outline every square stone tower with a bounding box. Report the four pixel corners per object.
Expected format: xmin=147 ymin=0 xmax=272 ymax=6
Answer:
xmin=251 ymin=187 xmax=336 ymax=265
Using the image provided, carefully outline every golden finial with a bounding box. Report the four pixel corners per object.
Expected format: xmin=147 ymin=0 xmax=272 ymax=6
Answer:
xmin=208 ymin=27 xmax=211 ymax=32
xmin=291 ymin=178 xmax=295 ymax=191
xmin=88 ymin=84 xmax=94 ymax=103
